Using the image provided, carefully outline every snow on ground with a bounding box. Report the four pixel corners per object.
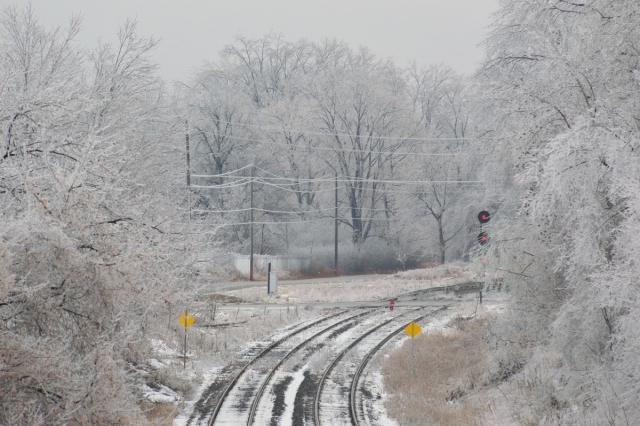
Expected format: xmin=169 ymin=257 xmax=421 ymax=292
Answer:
xmin=148 ymin=358 xmax=167 ymax=369
xmin=223 ymin=264 xmax=475 ymax=305
xmin=279 ymin=367 xmax=307 ymax=426
xmin=250 ymin=371 xmax=279 ymax=426
xmin=170 ymin=265 xmax=495 ymax=424
xmin=172 ymin=367 xmax=222 ymax=426
xmin=318 ymin=376 xmax=347 ymax=425
xmin=392 ymin=262 xmax=469 ymax=281
xmin=366 ymin=371 xmax=400 ymax=426
xmin=152 ymin=338 xmax=181 ymax=358
xmin=214 ymin=369 xmax=259 ymax=425
xmin=143 ymin=383 xmax=180 ymax=403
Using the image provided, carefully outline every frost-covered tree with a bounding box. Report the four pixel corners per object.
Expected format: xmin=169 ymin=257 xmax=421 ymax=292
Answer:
xmin=479 ymin=0 xmax=640 ymax=423
xmin=404 ymin=64 xmax=479 ymax=263
xmin=306 ymin=43 xmax=418 ymax=244
xmin=0 ymin=7 xmax=186 ymax=424
xmin=182 ymin=67 xmax=254 ymax=185
xmin=182 ymin=34 xmax=479 ymax=268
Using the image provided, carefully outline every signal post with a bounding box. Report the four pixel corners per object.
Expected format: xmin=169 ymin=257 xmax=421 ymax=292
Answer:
xmin=477 ymin=211 xmax=490 ymax=304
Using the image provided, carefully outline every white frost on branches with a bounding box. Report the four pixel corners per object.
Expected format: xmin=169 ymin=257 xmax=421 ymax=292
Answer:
xmin=479 ymin=0 xmax=640 ymax=423
xmin=0 ymin=7 xmax=188 ymax=425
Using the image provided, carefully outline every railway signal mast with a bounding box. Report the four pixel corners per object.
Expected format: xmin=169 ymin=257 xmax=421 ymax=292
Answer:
xmin=477 ymin=211 xmax=490 ymax=245
xmin=477 ymin=211 xmax=491 ymax=304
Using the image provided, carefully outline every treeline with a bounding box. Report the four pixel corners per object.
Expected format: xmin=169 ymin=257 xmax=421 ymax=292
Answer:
xmin=179 ymin=34 xmax=483 ymax=271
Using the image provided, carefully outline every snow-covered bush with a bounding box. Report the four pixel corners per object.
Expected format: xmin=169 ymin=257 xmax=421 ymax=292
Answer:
xmin=0 ymin=7 xmax=189 ymax=424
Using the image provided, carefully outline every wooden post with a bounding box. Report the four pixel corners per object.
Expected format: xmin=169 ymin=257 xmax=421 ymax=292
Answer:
xmin=185 ymin=120 xmax=191 ymax=188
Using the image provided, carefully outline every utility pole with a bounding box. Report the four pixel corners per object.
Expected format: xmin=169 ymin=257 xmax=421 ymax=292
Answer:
xmin=185 ymin=120 xmax=191 ymax=223
xmin=183 ymin=121 xmax=192 ymax=367
xmin=185 ymin=120 xmax=191 ymax=188
xmin=250 ymin=165 xmax=254 ymax=281
xmin=334 ymin=174 xmax=338 ymax=275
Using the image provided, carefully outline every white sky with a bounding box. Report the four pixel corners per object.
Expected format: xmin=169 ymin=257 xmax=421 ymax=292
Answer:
xmin=7 ymin=0 xmax=499 ymax=83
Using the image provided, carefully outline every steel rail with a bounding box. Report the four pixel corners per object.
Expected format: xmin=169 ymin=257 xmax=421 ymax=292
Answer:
xmin=206 ymin=282 xmax=476 ymax=425
xmin=394 ymin=281 xmax=483 ymax=300
xmin=348 ymin=306 xmax=449 ymax=426
xmin=246 ymin=308 xmax=377 ymax=425
xmin=312 ymin=306 xmax=434 ymax=425
xmin=207 ymin=309 xmax=351 ymax=426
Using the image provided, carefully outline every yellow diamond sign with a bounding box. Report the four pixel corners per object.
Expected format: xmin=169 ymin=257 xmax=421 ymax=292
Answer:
xmin=178 ymin=312 xmax=195 ymax=328
xmin=404 ymin=321 xmax=421 ymax=338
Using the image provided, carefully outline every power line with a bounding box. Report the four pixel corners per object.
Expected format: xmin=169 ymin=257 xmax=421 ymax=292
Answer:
xmin=189 ymin=215 xmax=417 ymax=228
xmin=191 ymin=167 xmax=482 ymax=185
xmin=259 ymin=181 xmax=345 ymax=193
xmin=191 ymin=205 xmax=429 ymax=215
xmin=212 ymin=217 xmax=336 ymax=226
xmin=191 ymin=174 xmax=483 ymax=186
xmin=185 ymin=164 xmax=483 ymax=235
xmin=191 ymin=165 xmax=254 ymax=178
xmin=191 ymin=181 xmax=253 ymax=189
xmin=189 ymin=117 xmax=479 ymax=142
xmin=253 ymin=166 xmax=335 ymax=182
xmin=192 ymin=207 xmax=334 ymax=215
xmin=189 ymin=131 xmax=478 ymax=157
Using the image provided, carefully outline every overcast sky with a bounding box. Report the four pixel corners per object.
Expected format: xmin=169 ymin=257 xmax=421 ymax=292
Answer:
xmin=9 ymin=0 xmax=499 ymax=83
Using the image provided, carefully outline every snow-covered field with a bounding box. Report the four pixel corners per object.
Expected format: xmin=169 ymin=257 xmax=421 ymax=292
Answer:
xmin=222 ymin=264 xmax=474 ymax=305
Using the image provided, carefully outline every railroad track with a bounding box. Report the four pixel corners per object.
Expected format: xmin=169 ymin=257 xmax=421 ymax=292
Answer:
xmin=198 ymin=304 xmax=449 ymax=425
xmin=187 ymin=309 xmax=354 ymax=425
xmin=348 ymin=306 xmax=448 ymax=426
xmin=315 ymin=306 xmax=448 ymax=426
xmin=397 ymin=281 xmax=483 ymax=300
xmin=244 ymin=308 xmax=376 ymax=425
xmin=205 ymin=307 xmax=380 ymax=425
xmin=187 ymin=281 xmax=471 ymax=425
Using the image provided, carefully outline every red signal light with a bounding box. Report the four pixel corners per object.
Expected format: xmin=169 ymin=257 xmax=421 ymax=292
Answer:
xmin=478 ymin=211 xmax=491 ymax=224
xmin=478 ymin=232 xmax=489 ymax=245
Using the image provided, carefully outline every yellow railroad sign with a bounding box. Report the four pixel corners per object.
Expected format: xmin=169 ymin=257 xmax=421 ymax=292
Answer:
xmin=178 ymin=312 xmax=195 ymax=328
xmin=404 ymin=321 xmax=421 ymax=338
